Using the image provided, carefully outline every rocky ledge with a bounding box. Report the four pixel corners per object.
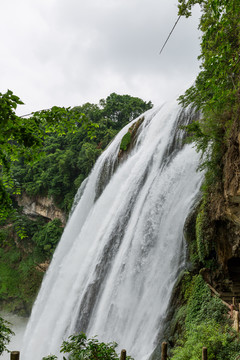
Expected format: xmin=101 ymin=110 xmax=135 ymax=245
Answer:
xmin=16 ymin=193 xmax=66 ymax=224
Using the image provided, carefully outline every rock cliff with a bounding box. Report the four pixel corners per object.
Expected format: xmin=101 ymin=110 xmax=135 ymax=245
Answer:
xmin=213 ymin=117 xmax=240 ymax=275
xmin=16 ymin=193 xmax=66 ymax=225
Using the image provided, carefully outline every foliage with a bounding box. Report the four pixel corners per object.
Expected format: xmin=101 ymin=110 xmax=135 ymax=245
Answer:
xmin=171 ymin=320 xmax=240 ymax=360
xmin=10 ymin=93 xmax=152 ymax=213
xmin=0 ymin=317 xmax=14 ymax=355
xmin=178 ymin=0 xmax=204 ymax=18
xmin=0 ymin=214 xmax=60 ymax=314
xmin=178 ymin=0 xmax=240 ymax=111
xmin=0 ymin=90 xmax=100 ymax=220
xmin=100 ymin=92 xmax=152 ymax=129
xmin=32 ymin=219 xmax=63 ymax=257
xmin=177 ymin=0 xmax=240 ymax=186
xmin=42 ymin=333 xmax=134 ymax=360
xmin=0 ymin=243 xmax=44 ymax=315
xmin=186 ymin=200 xmax=218 ymax=267
xmin=185 ymin=275 xmax=226 ymax=327
xmin=171 ymin=274 xmax=240 ymax=360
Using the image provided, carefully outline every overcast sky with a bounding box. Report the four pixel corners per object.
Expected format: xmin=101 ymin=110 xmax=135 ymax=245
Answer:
xmin=0 ymin=0 xmax=202 ymax=116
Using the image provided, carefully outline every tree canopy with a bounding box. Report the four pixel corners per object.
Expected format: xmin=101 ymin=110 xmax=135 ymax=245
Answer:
xmin=9 ymin=93 xmax=153 ymax=213
xmin=178 ymin=0 xmax=239 ymax=111
xmin=177 ymin=0 xmax=240 ymax=184
xmin=1 ymin=91 xmax=152 ymax=218
xmin=43 ymin=332 xmax=133 ymax=360
xmin=0 ymin=317 xmax=14 ymax=355
xmin=0 ymin=90 xmax=91 ymax=219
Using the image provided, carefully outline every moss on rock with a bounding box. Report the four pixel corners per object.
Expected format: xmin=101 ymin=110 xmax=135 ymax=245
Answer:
xmin=120 ymin=132 xmax=132 ymax=151
xmin=118 ymin=116 xmax=145 ymax=158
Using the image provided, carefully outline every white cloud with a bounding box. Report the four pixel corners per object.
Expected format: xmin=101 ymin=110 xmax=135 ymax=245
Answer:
xmin=0 ymin=0 xmax=202 ymax=115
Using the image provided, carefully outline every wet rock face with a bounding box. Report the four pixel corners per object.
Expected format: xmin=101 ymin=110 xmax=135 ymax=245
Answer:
xmin=209 ymin=121 xmax=240 ymax=274
xmin=221 ymin=122 xmax=240 ymax=235
xmin=220 ymin=183 xmax=240 ymax=270
xmin=16 ymin=193 xmax=66 ymax=224
xmin=183 ymin=195 xmax=240 ymax=281
xmin=215 ymin=219 xmax=240 ymax=271
xmin=228 ymin=257 xmax=240 ymax=280
xmin=219 ymin=185 xmax=240 ymax=268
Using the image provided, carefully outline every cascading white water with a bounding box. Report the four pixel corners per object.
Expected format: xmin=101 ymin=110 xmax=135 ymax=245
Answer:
xmin=22 ymin=101 xmax=202 ymax=360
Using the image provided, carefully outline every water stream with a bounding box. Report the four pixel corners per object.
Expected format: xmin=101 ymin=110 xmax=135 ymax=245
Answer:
xmin=22 ymin=101 xmax=202 ymax=360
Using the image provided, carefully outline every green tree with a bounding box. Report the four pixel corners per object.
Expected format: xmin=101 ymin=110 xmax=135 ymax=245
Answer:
xmin=43 ymin=333 xmax=133 ymax=360
xmin=171 ymin=320 xmax=240 ymax=360
xmin=0 ymin=90 xmax=94 ymax=220
xmin=10 ymin=93 xmax=153 ymax=213
xmin=177 ymin=0 xmax=240 ymax=183
xmin=0 ymin=317 xmax=14 ymax=355
xmin=101 ymin=93 xmax=153 ymax=129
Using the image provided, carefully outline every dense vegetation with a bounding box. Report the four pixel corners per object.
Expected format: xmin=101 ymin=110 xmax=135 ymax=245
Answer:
xmin=169 ymin=274 xmax=240 ymax=360
xmin=43 ymin=333 xmax=133 ymax=360
xmin=178 ymin=0 xmax=240 ymax=187
xmin=11 ymin=93 xmax=152 ymax=213
xmin=0 ymin=91 xmax=86 ymax=221
xmin=169 ymin=0 xmax=240 ymax=359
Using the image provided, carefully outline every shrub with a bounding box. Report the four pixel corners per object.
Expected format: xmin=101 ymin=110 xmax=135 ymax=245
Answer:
xmin=0 ymin=317 xmax=14 ymax=355
xmin=171 ymin=320 xmax=240 ymax=360
xmin=171 ymin=275 xmax=238 ymax=360
xmin=32 ymin=219 xmax=63 ymax=257
xmin=43 ymin=333 xmax=134 ymax=360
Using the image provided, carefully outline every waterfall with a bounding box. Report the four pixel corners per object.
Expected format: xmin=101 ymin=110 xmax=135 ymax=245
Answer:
xmin=22 ymin=101 xmax=202 ymax=360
